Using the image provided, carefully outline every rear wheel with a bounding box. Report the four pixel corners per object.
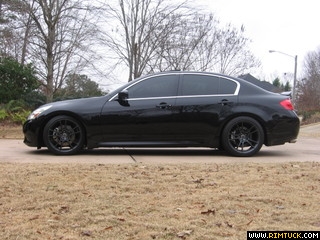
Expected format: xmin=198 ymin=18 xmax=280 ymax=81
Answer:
xmin=43 ymin=115 xmax=85 ymax=155
xmin=222 ymin=117 xmax=264 ymax=157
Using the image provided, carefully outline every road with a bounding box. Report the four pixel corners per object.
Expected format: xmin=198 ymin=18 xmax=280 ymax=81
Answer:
xmin=1 ymin=124 xmax=320 ymax=164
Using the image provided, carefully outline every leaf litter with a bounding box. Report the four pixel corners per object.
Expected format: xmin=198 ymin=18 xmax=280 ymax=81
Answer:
xmin=0 ymin=162 xmax=319 ymax=239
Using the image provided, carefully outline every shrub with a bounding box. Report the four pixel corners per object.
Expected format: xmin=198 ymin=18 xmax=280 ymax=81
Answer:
xmin=0 ymin=100 xmax=31 ymax=125
xmin=0 ymin=108 xmax=8 ymax=121
xmin=5 ymin=100 xmax=26 ymax=113
xmin=10 ymin=110 xmax=31 ymax=124
xmin=0 ymin=57 xmax=39 ymax=103
xmin=300 ymin=110 xmax=320 ymax=125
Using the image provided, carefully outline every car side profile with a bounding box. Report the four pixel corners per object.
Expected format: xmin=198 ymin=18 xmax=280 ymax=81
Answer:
xmin=23 ymin=71 xmax=300 ymax=157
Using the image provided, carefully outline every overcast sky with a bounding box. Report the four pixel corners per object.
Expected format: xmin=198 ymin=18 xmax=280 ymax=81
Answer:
xmin=198 ymin=0 xmax=320 ymax=83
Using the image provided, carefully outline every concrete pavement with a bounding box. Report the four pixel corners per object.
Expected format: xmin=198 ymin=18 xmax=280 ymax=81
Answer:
xmin=1 ymin=124 xmax=319 ymax=164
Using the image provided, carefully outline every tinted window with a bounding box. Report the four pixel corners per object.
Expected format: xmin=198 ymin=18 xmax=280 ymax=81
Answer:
xmin=219 ymin=78 xmax=237 ymax=94
xmin=181 ymin=74 xmax=219 ymax=96
xmin=128 ymin=75 xmax=179 ymax=98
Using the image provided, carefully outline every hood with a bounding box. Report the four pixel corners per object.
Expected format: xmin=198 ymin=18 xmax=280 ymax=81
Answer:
xmin=47 ymin=96 xmax=106 ymax=110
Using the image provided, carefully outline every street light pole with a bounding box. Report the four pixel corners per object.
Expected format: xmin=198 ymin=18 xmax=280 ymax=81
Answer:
xmin=293 ymin=55 xmax=297 ymax=104
xmin=269 ymin=50 xmax=298 ymax=104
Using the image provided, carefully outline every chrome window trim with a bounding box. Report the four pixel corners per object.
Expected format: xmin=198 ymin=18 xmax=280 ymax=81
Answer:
xmin=125 ymin=93 xmax=237 ymax=102
xmin=177 ymin=93 xmax=237 ymax=99
xmin=127 ymin=96 xmax=177 ymax=101
xmin=109 ymin=72 xmax=240 ymax=101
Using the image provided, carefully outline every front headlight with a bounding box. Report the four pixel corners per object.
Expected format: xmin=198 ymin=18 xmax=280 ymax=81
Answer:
xmin=28 ymin=105 xmax=52 ymax=120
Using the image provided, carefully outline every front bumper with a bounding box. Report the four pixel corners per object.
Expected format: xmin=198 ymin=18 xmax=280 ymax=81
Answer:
xmin=23 ymin=119 xmax=41 ymax=148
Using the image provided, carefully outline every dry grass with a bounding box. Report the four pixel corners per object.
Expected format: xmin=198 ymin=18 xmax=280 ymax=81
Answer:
xmin=0 ymin=123 xmax=22 ymax=139
xmin=1 ymin=162 xmax=320 ymax=239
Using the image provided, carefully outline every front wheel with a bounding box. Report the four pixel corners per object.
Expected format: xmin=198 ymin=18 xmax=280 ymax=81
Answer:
xmin=43 ymin=115 xmax=85 ymax=155
xmin=222 ymin=117 xmax=264 ymax=157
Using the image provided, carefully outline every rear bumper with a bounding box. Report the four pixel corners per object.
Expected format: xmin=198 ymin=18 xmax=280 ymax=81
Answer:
xmin=265 ymin=114 xmax=300 ymax=146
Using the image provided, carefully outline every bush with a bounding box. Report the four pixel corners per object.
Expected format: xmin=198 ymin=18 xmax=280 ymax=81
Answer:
xmin=0 ymin=108 xmax=8 ymax=121
xmin=5 ymin=99 xmax=25 ymax=113
xmin=0 ymin=57 xmax=39 ymax=103
xmin=300 ymin=110 xmax=320 ymax=125
xmin=10 ymin=110 xmax=31 ymax=124
xmin=0 ymin=100 xmax=31 ymax=125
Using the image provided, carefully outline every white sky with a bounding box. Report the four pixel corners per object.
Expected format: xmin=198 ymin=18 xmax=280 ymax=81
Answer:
xmin=198 ymin=0 xmax=320 ymax=83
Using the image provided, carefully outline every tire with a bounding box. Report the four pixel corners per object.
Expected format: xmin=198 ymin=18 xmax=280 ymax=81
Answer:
xmin=222 ymin=117 xmax=264 ymax=157
xmin=43 ymin=115 xmax=85 ymax=155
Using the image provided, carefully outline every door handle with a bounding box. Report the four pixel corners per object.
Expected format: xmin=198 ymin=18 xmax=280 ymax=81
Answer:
xmin=156 ymin=102 xmax=172 ymax=109
xmin=219 ymin=99 xmax=232 ymax=106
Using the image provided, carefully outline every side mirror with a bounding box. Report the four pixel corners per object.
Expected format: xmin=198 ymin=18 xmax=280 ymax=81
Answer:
xmin=118 ymin=90 xmax=129 ymax=106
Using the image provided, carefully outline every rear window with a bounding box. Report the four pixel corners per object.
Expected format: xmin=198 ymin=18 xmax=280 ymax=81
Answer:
xmin=181 ymin=74 xmax=237 ymax=95
xmin=219 ymin=77 xmax=237 ymax=94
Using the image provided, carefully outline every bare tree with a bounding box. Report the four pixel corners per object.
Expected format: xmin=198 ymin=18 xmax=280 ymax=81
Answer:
xmin=20 ymin=1 xmax=34 ymax=65
xmin=0 ymin=0 xmax=21 ymax=58
xmin=104 ymin=0 xmax=260 ymax=81
xmin=20 ymin=0 xmax=103 ymax=103
xmin=192 ymin=15 xmax=221 ymax=72
xmin=148 ymin=17 xmax=259 ymax=76
xmin=151 ymin=13 xmax=219 ymax=72
xmin=104 ymin=0 xmax=190 ymax=81
xmin=0 ymin=0 xmax=34 ymax=64
xmin=296 ymin=49 xmax=320 ymax=111
xmin=213 ymin=24 xmax=260 ymax=76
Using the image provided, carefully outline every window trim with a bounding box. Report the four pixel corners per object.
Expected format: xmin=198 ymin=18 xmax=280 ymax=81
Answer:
xmin=109 ymin=72 xmax=240 ymax=101
xmin=126 ymin=96 xmax=178 ymax=101
xmin=176 ymin=93 xmax=236 ymax=99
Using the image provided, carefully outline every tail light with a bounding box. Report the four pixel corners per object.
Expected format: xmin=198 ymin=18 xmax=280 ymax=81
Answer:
xmin=280 ymin=99 xmax=294 ymax=110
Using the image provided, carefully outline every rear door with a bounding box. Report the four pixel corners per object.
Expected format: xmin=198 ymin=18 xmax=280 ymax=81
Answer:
xmin=174 ymin=73 xmax=239 ymax=145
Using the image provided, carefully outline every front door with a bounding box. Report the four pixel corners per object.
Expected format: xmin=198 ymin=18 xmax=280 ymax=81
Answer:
xmin=100 ymin=74 xmax=180 ymax=144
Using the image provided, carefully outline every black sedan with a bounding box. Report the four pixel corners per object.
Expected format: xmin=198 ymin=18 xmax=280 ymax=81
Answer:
xmin=23 ymin=71 xmax=300 ymax=157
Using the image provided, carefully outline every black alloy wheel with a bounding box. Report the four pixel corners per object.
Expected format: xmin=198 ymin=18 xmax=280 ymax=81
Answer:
xmin=222 ymin=116 xmax=264 ymax=157
xmin=43 ymin=115 xmax=85 ymax=155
